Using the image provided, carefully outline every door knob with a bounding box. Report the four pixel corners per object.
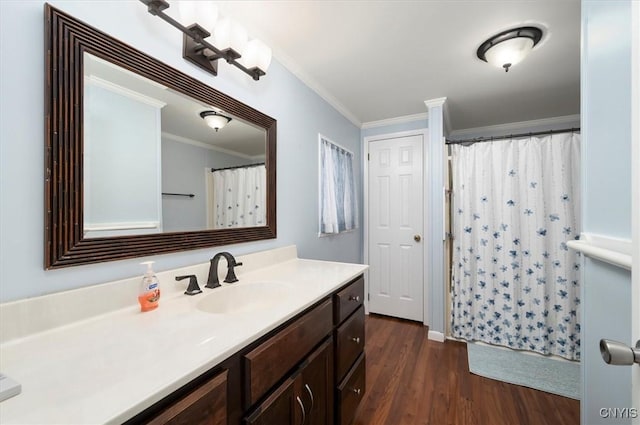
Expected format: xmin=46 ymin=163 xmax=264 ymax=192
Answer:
xmin=599 ymin=339 xmax=640 ymax=365
xmin=414 ymin=234 xmax=421 ymax=242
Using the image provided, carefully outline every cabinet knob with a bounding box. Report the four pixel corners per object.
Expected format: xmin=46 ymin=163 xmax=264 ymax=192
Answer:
xmin=349 ymin=295 xmax=360 ymax=302
xmin=351 ymin=337 xmax=361 ymax=344
xmin=351 ymin=388 xmax=361 ymax=396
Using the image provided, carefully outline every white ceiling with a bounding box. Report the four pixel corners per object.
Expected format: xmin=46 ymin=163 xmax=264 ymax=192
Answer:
xmin=217 ymin=0 xmax=581 ymax=131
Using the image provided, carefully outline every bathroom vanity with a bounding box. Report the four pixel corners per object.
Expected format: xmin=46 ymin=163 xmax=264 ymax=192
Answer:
xmin=0 ymin=246 xmax=368 ymax=424
xmin=129 ymin=274 xmax=365 ymax=425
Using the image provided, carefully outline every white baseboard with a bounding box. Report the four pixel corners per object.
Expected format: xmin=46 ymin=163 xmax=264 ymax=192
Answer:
xmin=428 ymin=330 xmax=445 ymax=343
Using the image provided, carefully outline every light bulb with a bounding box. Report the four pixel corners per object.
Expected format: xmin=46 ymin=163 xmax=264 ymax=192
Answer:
xmin=241 ymin=39 xmax=261 ymax=69
xmin=176 ymin=1 xmax=198 ymax=26
xmin=177 ymin=1 xmax=218 ymax=30
xmin=199 ymin=2 xmax=219 ymax=34
xmin=256 ymin=42 xmax=272 ymax=71
xmin=242 ymin=39 xmax=271 ymax=71
xmin=214 ymin=17 xmax=247 ymax=54
xmin=485 ymin=37 xmax=534 ymax=71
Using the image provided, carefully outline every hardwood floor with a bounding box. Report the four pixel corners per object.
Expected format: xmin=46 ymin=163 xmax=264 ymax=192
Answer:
xmin=352 ymin=314 xmax=579 ymax=425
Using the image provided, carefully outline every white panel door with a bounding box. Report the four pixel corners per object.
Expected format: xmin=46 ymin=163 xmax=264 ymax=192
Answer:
xmin=368 ymin=135 xmax=424 ymax=322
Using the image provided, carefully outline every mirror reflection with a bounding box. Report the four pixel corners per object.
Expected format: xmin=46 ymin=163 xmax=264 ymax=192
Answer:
xmin=83 ymin=53 xmax=267 ymax=238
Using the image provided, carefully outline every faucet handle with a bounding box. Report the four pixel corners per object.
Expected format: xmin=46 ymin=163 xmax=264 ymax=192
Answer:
xmin=224 ymin=261 xmax=243 ymax=283
xmin=175 ymin=275 xmax=203 ymax=296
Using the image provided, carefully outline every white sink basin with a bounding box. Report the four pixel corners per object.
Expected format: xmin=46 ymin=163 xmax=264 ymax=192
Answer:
xmin=196 ymin=281 xmax=295 ymax=314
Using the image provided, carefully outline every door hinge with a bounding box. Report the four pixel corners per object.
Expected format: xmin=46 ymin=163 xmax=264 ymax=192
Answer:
xmin=367 ymin=153 xmax=370 ymax=161
xmin=367 ymin=293 xmax=370 ymax=301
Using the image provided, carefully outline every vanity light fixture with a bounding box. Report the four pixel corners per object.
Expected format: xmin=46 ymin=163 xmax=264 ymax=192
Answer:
xmin=140 ymin=0 xmax=272 ymax=81
xmin=200 ymin=111 xmax=232 ymax=132
xmin=477 ymin=26 xmax=543 ymax=72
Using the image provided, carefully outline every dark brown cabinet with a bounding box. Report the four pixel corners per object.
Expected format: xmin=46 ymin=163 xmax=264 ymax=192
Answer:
xmin=337 ymin=354 xmax=365 ymax=425
xmin=335 ymin=305 xmax=365 ymax=381
xmin=244 ymin=299 xmax=333 ymax=408
xmin=299 ymin=338 xmax=333 ymax=425
xmin=145 ymin=369 xmax=228 ymax=425
xmin=244 ymin=376 xmax=297 ymax=425
xmin=333 ymin=276 xmax=366 ymax=425
xmin=127 ymin=274 xmax=366 ymax=425
xmin=245 ymin=338 xmax=333 ymax=425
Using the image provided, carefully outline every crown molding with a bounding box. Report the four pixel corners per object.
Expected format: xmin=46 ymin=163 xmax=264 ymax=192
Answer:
xmin=424 ymin=97 xmax=447 ymax=109
xmin=85 ymin=75 xmax=167 ymax=109
xmin=210 ymin=7 xmax=363 ymax=129
xmin=449 ymin=114 xmax=580 ymax=139
xmin=361 ymin=112 xmax=428 ymax=129
xmin=161 ymin=131 xmax=253 ymax=159
xmin=269 ymin=52 xmax=362 ymax=128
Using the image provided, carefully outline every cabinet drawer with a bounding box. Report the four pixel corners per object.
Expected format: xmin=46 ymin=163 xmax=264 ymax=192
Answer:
xmin=244 ymin=299 xmax=333 ymax=407
xmin=337 ymin=353 xmax=366 ymax=425
xmin=146 ymin=369 xmax=227 ymax=425
xmin=333 ymin=276 xmax=364 ymax=324
xmin=335 ymin=305 xmax=365 ymax=382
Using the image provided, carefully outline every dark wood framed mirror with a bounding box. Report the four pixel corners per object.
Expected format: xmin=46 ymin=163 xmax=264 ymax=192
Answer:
xmin=44 ymin=4 xmax=276 ymax=269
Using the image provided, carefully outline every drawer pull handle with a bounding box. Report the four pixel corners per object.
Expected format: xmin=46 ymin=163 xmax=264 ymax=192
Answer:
xmin=351 ymin=337 xmax=361 ymax=344
xmin=304 ymin=383 xmax=314 ymax=412
xmin=349 ymin=295 xmax=360 ymax=302
xmin=352 ymin=388 xmax=361 ymax=396
xmin=296 ymin=396 xmax=306 ymax=425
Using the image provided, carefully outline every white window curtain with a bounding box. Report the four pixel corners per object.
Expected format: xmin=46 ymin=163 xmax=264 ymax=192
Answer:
xmin=319 ymin=135 xmax=358 ymax=235
xmin=206 ymin=164 xmax=266 ymax=229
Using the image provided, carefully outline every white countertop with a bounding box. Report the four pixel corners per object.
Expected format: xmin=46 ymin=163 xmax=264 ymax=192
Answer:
xmin=0 ymin=249 xmax=367 ymax=424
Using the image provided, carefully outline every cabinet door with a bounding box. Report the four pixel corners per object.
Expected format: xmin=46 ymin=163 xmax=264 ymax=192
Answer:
xmin=337 ymin=354 xmax=366 ymax=425
xmin=146 ymin=369 xmax=227 ymax=425
xmin=244 ymin=376 xmax=298 ymax=425
xmin=335 ymin=306 xmax=365 ymax=382
xmin=244 ymin=299 xmax=333 ymax=407
xmin=300 ymin=338 xmax=333 ymax=425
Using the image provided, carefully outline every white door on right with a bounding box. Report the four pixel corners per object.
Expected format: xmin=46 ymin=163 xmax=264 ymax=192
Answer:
xmin=368 ymin=134 xmax=424 ymax=322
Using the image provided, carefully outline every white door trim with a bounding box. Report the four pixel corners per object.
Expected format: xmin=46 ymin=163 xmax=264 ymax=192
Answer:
xmin=631 ymin=0 xmax=639 ymax=415
xmin=363 ymin=128 xmax=429 ymax=323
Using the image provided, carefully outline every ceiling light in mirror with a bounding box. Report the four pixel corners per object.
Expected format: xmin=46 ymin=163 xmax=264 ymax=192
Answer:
xmin=200 ymin=110 xmax=232 ymax=132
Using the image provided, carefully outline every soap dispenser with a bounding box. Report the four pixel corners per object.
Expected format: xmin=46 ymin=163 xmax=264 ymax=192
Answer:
xmin=139 ymin=261 xmax=160 ymax=312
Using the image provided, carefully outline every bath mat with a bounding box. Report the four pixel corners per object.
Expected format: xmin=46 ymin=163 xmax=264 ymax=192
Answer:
xmin=466 ymin=342 xmax=580 ymax=400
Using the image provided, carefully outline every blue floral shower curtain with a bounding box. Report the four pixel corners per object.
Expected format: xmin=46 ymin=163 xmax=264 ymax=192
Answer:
xmin=450 ymin=133 xmax=582 ymax=360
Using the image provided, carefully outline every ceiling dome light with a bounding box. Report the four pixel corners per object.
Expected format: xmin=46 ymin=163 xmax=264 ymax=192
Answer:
xmin=477 ymin=26 xmax=543 ymax=72
xmin=200 ymin=110 xmax=232 ymax=132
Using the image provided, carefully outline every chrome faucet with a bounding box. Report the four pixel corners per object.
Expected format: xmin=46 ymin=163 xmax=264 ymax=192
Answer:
xmin=206 ymin=252 xmax=243 ymax=289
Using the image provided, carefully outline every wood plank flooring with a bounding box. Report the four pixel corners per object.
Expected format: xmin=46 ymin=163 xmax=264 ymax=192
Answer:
xmin=352 ymin=314 xmax=579 ymax=425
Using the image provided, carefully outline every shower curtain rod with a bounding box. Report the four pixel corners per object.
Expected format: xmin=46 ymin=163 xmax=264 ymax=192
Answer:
xmin=211 ymin=162 xmax=265 ymax=172
xmin=445 ymin=127 xmax=580 ymax=145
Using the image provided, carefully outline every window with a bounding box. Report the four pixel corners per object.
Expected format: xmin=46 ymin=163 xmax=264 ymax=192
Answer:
xmin=319 ymin=135 xmax=358 ymax=235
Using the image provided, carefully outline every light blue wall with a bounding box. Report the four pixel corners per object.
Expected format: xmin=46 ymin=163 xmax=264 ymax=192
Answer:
xmin=581 ymin=1 xmax=633 ymax=423
xmin=161 ymin=138 xmax=250 ymax=233
xmin=85 ymin=82 xmax=162 ymax=230
xmin=0 ymin=0 xmax=361 ymax=302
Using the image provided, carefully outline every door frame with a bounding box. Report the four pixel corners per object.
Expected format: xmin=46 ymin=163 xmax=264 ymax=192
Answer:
xmin=363 ymin=129 xmax=429 ymax=325
xmin=631 ymin=0 xmax=639 ymax=414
